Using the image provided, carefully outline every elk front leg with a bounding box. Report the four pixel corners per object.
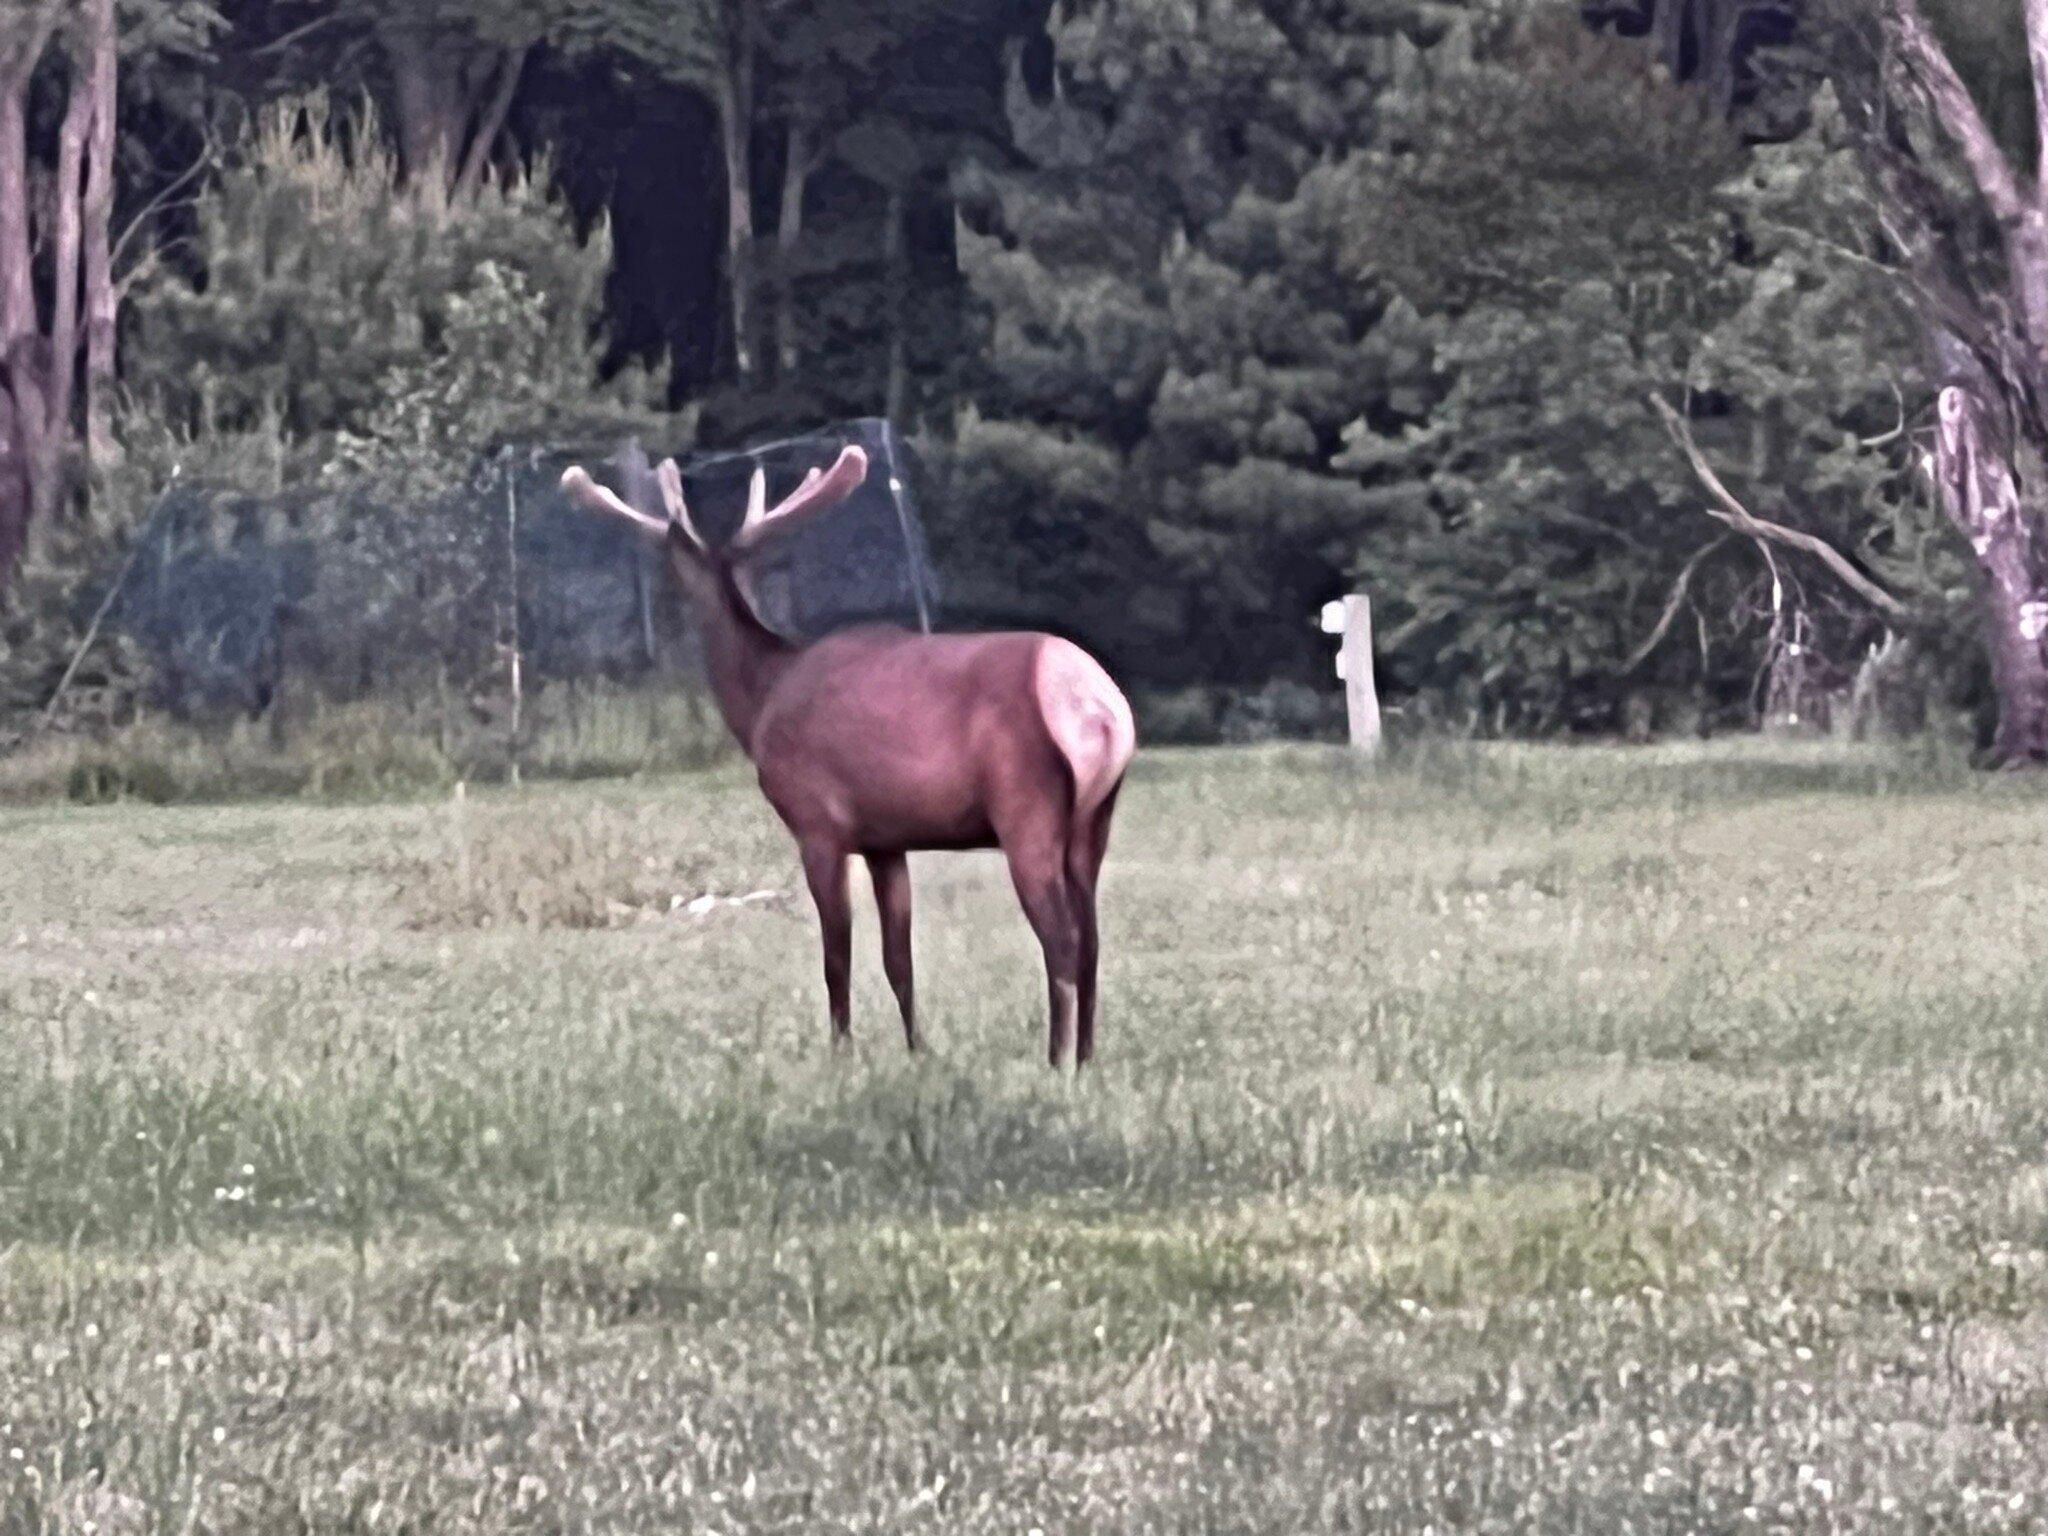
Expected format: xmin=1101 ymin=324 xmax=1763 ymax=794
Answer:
xmin=866 ymin=851 xmax=918 ymax=1052
xmin=799 ymin=841 xmax=852 ymax=1043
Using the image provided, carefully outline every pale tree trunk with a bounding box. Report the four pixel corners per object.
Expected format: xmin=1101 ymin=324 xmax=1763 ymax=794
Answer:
xmin=0 ymin=76 xmax=36 ymax=578
xmin=1847 ymin=0 xmax=2048 ymax=762
xmin=0 ymin=76 xmax=34 ymax=347
xmin=82 ymin=7 xmax=117 ymax=471
xmin=44 ymin=64 xmax=92 ymax=493
xmin=1933 ymin=387 xmax=2048 ymax=763
xmin=775 ymin=118 xmax=812 ymax=379
xmin=0 ymin=0 xmax=115 ymax=576
xmin=716 ymin=56 xmax=757 ymax=382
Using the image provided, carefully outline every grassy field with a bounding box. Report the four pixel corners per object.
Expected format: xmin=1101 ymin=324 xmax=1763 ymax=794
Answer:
xmin=4 ymin=738 xmax=2048 ymax=1532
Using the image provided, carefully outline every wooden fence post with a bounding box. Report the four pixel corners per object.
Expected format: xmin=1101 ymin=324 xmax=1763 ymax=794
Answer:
xmin=1320 ymin=594 xmax=1382 ymax=757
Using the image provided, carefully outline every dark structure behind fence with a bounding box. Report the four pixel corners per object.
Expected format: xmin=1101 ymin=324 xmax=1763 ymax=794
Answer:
xmin=103 ymin=419 xmax=939 ymax=722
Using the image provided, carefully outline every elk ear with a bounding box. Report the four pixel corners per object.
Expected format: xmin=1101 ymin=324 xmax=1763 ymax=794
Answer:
xmin=728 ymin=445 xmax=870 ymax=554
xmin=725 ymin=560 xmax=785 ymax=636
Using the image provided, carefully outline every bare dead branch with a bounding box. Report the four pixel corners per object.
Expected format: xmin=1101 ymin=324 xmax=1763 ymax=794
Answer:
xmin=110 ymin=141 xmax=211 ymax=275
xmin=1860 ymin=383 xmax=1910 ymax=448
xmin=1625 ymin=534 xmax=1732 ymax=675
xmin=36 ymin=511 xmax=149 ymax=733
xmin=1651 ymin=395 xmax=1912 ymax=620
xmin=453 ymin=45 xmax=528 ymax=202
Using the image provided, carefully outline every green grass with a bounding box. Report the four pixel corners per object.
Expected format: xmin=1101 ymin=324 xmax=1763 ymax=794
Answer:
xmin=4 ymin=736 xmax=2048 ymax=1531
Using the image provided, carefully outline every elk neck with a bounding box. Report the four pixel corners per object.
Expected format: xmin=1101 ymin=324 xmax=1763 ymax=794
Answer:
xmin=678 ymin=553 xmax=798 ymax=753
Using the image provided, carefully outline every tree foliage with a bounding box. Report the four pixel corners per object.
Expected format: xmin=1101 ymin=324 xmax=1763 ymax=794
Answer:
xmin=128 ymin=96 xmax=661 ymax=465
xmin=962 ymin=0 xmax=1934 ymax=729
xmin=1336 ymin=7 xmax=1927 ymax=731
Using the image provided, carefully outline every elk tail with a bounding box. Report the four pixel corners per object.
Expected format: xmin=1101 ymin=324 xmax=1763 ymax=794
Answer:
xmin=1035 ymin=637 xmax=1137 ymax=821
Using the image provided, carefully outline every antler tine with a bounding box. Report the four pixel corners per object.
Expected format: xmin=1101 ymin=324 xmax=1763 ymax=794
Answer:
xmin=655 ymin=458 xmax=708 ymax=550
xmin=729 ymin=445 xmax=871 ymax=553
xmin=561 ymin=465 xmax=668 ymax=537
xmin=738 ymin=463 xmax=770 ymax=542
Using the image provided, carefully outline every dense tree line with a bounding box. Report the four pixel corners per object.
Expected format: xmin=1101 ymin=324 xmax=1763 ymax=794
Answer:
xmin=0 ymin=0 xmax=2041 ymax=752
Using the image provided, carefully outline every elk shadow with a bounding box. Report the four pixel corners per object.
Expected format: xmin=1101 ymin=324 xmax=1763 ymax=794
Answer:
xmin=749 ymin=1064 xmax=1142 ymax=1221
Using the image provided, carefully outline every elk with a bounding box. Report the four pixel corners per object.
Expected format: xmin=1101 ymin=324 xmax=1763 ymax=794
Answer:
xmin=559 ymin=444 xmax=1136 ymax=1067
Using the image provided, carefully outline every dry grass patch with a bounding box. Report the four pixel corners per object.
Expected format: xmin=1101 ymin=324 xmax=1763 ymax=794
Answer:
xmin=395 ymin=790 xmax=738 ymax=930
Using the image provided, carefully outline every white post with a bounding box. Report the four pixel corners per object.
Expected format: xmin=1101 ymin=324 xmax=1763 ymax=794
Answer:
xmin=504 ymin=452 xmax=524 ymax=787
xmin=1321 ymin=594 xmax=1382 ymax=757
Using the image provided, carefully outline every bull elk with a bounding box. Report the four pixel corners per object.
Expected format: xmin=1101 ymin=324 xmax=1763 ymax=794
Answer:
xmin=559 ymin=444 xmax=1136 ymax=1067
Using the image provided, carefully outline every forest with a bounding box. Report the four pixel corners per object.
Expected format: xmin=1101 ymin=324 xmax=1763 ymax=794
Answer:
xmin=1 ymin=0 xmax=2044 ymax=765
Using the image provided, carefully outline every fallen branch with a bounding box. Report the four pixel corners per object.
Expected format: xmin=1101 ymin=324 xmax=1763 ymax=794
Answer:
xmin=1649 ymin=394 xmax=1912 ymax=620
xmin=1625 ymin=534 xmax=1732 ymax=674
xmin=34 ymin=525 xmax=151 ymax=736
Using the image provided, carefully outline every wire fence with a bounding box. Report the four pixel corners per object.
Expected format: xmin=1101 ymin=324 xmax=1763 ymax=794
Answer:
xmin=94 ymin=418 xmax=939 ymax=727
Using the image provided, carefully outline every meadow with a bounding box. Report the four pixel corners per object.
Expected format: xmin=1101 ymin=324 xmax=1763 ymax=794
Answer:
xmin=4 ymin=738 xmax=2048 ymax=1532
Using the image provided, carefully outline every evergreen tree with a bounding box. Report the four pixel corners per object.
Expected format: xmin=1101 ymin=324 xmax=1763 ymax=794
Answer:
xmin=127 ymin=95 xmax=660 ymax=461
xmin=957 ymin=0 xmax=1450 ymax=688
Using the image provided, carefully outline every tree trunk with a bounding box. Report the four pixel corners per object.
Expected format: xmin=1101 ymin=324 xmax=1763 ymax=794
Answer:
xmin=1980 ymin=577 xmax=2048 ymax=763
xmin=383 ymin=32 xmax=527 ymax=205
xmin=0 ymin=0 xmax=123 ymax=583
xmin=42 ymin=65 xmax=90 ymax=515
xmin=81 ymin=0 xmax=116 ymax=470
xmin=0 ymin=385 xmax=24 ymax=581
xmin=0 ymin=71 xmax=38 ymax=573
xmin=0 ymin=79 xmax=33 ymax=350
xmin=776 ymin=119 xmax=810 ymax=379
xmin=386 ymin=42 xmax=464 ymax=194
xmin=1934 ymin=385 xmax=2048 ymax=763
xmin=715 ymin=49 xmax=757 ymax=382
xmin=884 ymin=187 xmax=908 ymax=424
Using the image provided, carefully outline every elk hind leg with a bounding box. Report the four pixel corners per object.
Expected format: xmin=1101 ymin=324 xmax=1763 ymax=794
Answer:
xmin=867 ymin=851 xmax=918 ymax=1052
xmin=1067 ymin=782 xmax=1122 ymax=1067
xmin=1005 ymin=834 xmax=1082 ymax=1068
